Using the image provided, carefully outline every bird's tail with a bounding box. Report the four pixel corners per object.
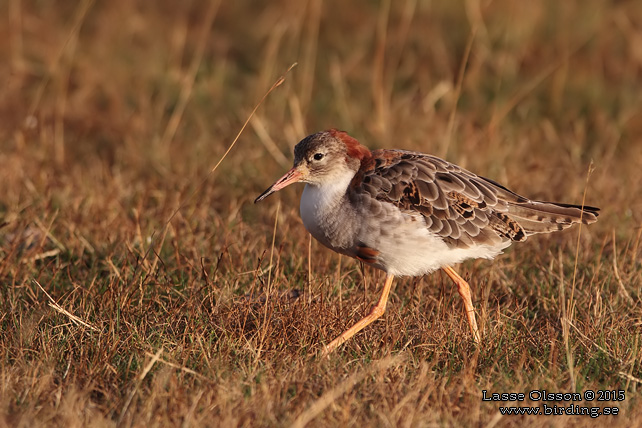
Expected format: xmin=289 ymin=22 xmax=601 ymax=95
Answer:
xmin=507 ymin=201 xmax=599 ymax=236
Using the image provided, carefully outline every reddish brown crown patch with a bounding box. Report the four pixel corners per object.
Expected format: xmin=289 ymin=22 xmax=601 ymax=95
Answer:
xmin=328 ymin=129 xmax=372 ymax=162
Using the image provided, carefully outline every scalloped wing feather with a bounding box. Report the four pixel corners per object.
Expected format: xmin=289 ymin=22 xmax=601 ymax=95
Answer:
xmin=350 ymin=150 xmax=599 ymax=249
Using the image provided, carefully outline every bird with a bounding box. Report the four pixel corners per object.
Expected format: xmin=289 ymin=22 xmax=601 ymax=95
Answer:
xmin=254 ymin=129 xmax=599 ymax=356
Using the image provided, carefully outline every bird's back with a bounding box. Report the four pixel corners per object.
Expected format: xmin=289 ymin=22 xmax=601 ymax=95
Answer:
xmin=348 ymin=149 xmax=599 ymax=255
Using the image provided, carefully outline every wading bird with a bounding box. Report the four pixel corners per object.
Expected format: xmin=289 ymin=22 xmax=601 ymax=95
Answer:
xmin=255 ymin=129 xmax=598 ymax=355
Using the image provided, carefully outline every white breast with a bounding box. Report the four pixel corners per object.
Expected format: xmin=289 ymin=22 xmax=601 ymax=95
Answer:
xmin=299 ymin=172 xmax=359 ymax=254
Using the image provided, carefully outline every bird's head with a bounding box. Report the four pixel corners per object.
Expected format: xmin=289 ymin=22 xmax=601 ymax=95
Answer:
xmin=255 ymin=129 xmax=371 ymax=202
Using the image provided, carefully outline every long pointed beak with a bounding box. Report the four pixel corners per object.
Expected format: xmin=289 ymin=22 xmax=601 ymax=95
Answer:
xmin=254 ymin=167 xmax=304 ymax=203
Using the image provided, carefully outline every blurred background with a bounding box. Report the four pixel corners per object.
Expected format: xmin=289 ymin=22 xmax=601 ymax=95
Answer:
xmin=2 ymin=1 xmax=640 ymax=215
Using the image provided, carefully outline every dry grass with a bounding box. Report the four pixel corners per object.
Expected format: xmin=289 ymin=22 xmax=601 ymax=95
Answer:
xmin=1 ymin=0 xmax=641 ymax=426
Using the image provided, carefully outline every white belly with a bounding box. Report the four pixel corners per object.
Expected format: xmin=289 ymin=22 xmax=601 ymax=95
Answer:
xmin=367 ymin=222 xmax=509 ymax=276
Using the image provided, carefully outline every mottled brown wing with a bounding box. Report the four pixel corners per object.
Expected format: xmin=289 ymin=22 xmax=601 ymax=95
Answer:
xmin=353 ymin=150 xmax=538 ymax=249
xmin=354 ymin=149 xmax=599 ymax=249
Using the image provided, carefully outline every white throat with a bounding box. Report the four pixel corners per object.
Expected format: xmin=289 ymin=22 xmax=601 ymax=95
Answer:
xmin=299 ymin=168 xmax=357 ymax=249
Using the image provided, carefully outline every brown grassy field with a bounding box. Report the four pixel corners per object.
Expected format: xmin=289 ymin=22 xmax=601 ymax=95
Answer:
xmin=1 ymin=0 xmax=641 ymax=426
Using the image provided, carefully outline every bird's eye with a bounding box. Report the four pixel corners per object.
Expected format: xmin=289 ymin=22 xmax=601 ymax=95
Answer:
xmin=313 ymin=153 xmax=324 ymax=161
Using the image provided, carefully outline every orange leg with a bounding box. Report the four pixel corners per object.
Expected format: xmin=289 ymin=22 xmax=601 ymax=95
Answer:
xmin=322 ymin=274 xmax=395 ymax=357
xmin=442 ymin=266 xmax=481 ymax=344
